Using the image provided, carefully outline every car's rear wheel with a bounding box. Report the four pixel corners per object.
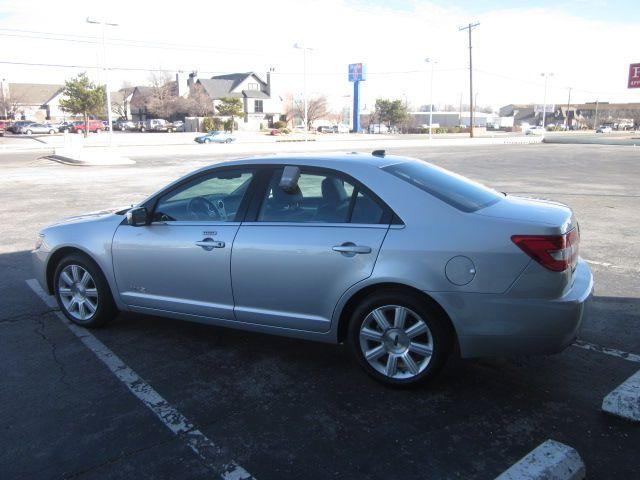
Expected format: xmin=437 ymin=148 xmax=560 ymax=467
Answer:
xmin=25 ymin=130 xmax=32 ymax=135
xmin=54 ymin=253 xmax=117 ymax=328
xmin=225 ymin=138 xmax=232 ymax=143
xmin=48 ymin=129 xmax=55 ymax=134
xmin=204 ymin=138 xmax=211 ymax=143
xmin=348 ymin=291 xmax=451 ymax=387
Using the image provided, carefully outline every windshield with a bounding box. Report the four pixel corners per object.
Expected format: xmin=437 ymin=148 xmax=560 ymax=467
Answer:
xmin=382 ymin=161 xmax=502 ymax=213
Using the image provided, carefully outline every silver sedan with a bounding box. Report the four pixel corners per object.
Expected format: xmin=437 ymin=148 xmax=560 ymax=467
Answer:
xmin=32 ymin=152 xmax=593 ymax=386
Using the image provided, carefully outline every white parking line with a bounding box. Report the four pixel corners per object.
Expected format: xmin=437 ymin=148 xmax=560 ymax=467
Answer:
xmin=602 ymin=369 xmax=640 ymax=422
xmin=25 ymin=279 xmax=255 ymax=480
xmin=495 ymin=439 xmax=585 ymax=480
xmin=572 ymin=339 xmax=640 ymax=363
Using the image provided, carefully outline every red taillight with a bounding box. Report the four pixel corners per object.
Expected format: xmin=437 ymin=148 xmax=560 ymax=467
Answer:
xmin=511 ymin=228 xmax=579 ymax=272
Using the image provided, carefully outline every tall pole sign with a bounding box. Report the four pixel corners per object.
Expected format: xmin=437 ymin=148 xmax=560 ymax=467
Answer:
xmin=629 ymin=63 xmax=640 ymax=88
xmin=349 ymin=63 xmax=366 ymax=133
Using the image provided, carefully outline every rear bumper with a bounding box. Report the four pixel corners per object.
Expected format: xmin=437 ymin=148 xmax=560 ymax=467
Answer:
xmin=431 ymin=259 xmax=594 ymax=358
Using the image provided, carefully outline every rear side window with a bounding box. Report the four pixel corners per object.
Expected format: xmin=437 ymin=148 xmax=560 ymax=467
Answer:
xmin=382 ymin=161 xmax=501 ymax=212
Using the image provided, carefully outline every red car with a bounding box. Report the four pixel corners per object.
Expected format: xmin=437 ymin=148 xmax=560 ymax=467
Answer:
xmin=0 ymin=120 xmax=8 ymax=135
xmin=71 ymin=120 xmax=104 ymax=134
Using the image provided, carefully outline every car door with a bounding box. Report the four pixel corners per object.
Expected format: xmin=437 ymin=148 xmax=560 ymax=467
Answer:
xmin=112 ymin=167 xmax=257 ymax=320
xmin=231 ymin=166 xmax=392 ymax=333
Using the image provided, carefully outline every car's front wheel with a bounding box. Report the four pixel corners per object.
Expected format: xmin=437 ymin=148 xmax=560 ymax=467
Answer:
xmin=54 ymin=253 xmax=118 ymax=327
xmin=348 ymin=290 xmax=452 ymax=387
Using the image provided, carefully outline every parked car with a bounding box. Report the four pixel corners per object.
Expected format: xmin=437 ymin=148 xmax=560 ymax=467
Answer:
xmin=72 ymin=120 xmax=104 ymax=134
xmin=6 ymin=120 xmax=32 ymax=134
xmin=172 ymin=120 xmax=185 ymax=132
xmin=335 ymin=124 xmax=350 ymax=133
xmin=0 ymin=120 xmax=8 ymax=135
xmin=101 ymin=121 xmax=111 ymax=131
xmin=33 ymin=152 xmax=593 ymax=387
xmin=596 ymin=126 xmax=613 ymax=133
xmin=112 ymin=120 xmax=130 ymax=131
xmin=369 ymin=124 xmax=389 ymax=134
xmin=22 ymin=123 xmax=57 ymax=135
xmin=142 ymin=118 xmax=177 ymax=132
xmin=524 ymin=126 xmax=546 ymax=135
xmin=194 ymin=131 xmax=235 ymax=143
xmin=58 ymin=122 xmax=76 ymax=133
xmin=317 ymin=125 xmax=334 ymax=133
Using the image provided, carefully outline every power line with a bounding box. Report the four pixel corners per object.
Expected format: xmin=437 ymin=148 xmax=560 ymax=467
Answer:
xmin=0 ymin=60 xmax=466 ymax=76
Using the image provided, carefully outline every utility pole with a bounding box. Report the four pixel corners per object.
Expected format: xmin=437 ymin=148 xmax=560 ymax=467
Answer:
xmin=87 ymin=17 xmax=119 ymax=146
xmin=294 ymin=43 xmax=313 ymax=141
xmin=459 ymin=22 xmax=480 ymax=138
xmin=540 ymin=72 xmax=553 ymax=128
xmin=593 ymin=100 xmax=600 ymax=130
xmin=425 ymin=58 xmax=437 ymax=140
xmin=565 ymin=87 xmax=572 ymax=129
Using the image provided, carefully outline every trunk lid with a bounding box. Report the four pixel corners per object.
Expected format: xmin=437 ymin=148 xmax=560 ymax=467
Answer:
xmin=476 ymin=195 xmax=576 ymax=233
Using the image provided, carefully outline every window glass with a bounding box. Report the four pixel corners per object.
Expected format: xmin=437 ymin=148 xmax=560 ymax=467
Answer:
xmin=382 ymin=161 xmax=501 ymax=212
xmin=154 ymin=169 xmax=254 ymax=222
xmin=254 ymin=100 xmax=263 ymax=113
xmin=351 ymin=190 xmax=385 ymax=224
xmin=258 ymin=169 xmax=386 ymax=224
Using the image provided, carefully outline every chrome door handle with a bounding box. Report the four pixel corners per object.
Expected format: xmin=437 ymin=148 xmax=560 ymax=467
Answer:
xmin=332 ymin=243 xmax=372 ymax=255
xmin=195 ymin=238 xmax=225 ymax=251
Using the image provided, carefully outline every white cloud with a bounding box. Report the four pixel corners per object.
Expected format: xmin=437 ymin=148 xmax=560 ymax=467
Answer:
xmin=0 ymin=0 xmax=637 ymax=110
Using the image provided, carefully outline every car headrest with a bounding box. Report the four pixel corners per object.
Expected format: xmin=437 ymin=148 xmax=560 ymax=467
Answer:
xmin=272 ymin=184 xmax=303 ymax=206
xmin=321 ymin=177 xmax=348 ymax=205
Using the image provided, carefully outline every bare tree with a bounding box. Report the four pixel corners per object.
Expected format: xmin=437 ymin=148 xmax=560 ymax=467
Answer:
xmin=186 ymin=83 xmax=214 ymax=117
xmin=111 ymin=81 xmax=134 ymax=120
xmin=290 ymin=95 xmax=330 ymax=129
xmin=0 ymin=88 xmax=26 ymax=119
xmin=146 ymin=72 xmax=176 ymax=119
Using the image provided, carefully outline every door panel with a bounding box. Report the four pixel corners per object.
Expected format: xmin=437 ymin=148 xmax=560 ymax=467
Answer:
xmin=112 ymin=223 xmax=239 ymax=319
xmin=231 ymin=224 xmax=388 ymax=332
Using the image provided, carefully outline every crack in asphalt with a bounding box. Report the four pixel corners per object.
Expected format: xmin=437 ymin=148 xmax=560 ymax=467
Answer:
xmin=59 ymin=437 xmax=179 ymax=479
xmin=33 ymin=316 xmax=72 ymax=390
xmin=0 ymin=309 xmax=55 ymax=324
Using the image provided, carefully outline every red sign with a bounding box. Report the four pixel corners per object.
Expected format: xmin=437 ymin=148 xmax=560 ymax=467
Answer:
xmin=629 ymin=63 xmax=640 ymax=88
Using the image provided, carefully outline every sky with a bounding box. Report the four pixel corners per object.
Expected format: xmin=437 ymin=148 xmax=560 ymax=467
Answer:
xmin=0 ymin=0 xmax=638 ymax=112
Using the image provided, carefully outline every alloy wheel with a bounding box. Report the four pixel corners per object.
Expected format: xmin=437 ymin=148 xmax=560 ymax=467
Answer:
xmin=57 ymin=264 xmax=99 ymax=321
xmin=359 ymin=305 xmax=434 ymax=380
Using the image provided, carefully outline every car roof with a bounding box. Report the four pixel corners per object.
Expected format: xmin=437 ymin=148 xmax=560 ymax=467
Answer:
xmin=211 ymin=152 xmax=407 ymax=170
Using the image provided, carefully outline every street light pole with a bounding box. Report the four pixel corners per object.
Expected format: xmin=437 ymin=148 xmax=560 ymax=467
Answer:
xmin=294 ymin=43 xmax=312 ymax=141
xmin=540 ymin=72 xmax=553 ymax=128
xmin=87 ymin=17 xmax=118 ymax=146
xmin=425 ymin=58 xmax=437 ymax=140
xmin=459 ymin=22 xmax=480 ymax=138
xmin=565 ymin=87 xmax=572 ymax=129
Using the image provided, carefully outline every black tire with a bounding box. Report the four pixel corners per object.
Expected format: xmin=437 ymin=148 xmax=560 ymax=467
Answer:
xmin=53 ymin=252 xmax=118 ymax=328
xmin=347 ymin=289 xmax=452 ymax=388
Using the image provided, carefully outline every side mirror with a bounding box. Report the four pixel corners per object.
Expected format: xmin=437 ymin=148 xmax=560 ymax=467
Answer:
xmin=279 ymin=165 xmax=301 ymax=193
xmin=126 ymin=207 xmax=148 ymax=227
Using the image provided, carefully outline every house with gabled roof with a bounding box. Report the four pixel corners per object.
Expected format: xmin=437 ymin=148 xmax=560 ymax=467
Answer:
xmin=0 ymin=81 xmax=67 ymax=121
xmin=190 ymin=71 xmax=284 ymax=130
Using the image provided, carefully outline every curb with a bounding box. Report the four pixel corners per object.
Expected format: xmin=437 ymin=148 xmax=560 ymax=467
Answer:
xmin=495 ymin=440 xmax=585 ymax=480
xmin=43 ymin=154 xmax=85 ymax=166
xmin=602 ymin=368 xmax=640 ymax=422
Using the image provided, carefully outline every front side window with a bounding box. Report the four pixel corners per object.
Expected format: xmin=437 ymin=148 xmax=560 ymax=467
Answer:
xmin=257 ymin=169 xmax=386 ymax=224
xmin=154 ymin=169 xmax=254 ymax=222
xmin=254 ymin=100 xmax=263 ymax=113
xmin=383 ymin=161 xmax=501 ymax=213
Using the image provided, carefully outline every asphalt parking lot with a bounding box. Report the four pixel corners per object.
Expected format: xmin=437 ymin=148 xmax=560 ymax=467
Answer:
xmin=1 ymin=143 xmax=639 ymax=479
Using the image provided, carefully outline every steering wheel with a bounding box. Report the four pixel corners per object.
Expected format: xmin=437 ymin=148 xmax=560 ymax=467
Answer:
xmin=187 ymin=196 xmax=222 ymax=220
